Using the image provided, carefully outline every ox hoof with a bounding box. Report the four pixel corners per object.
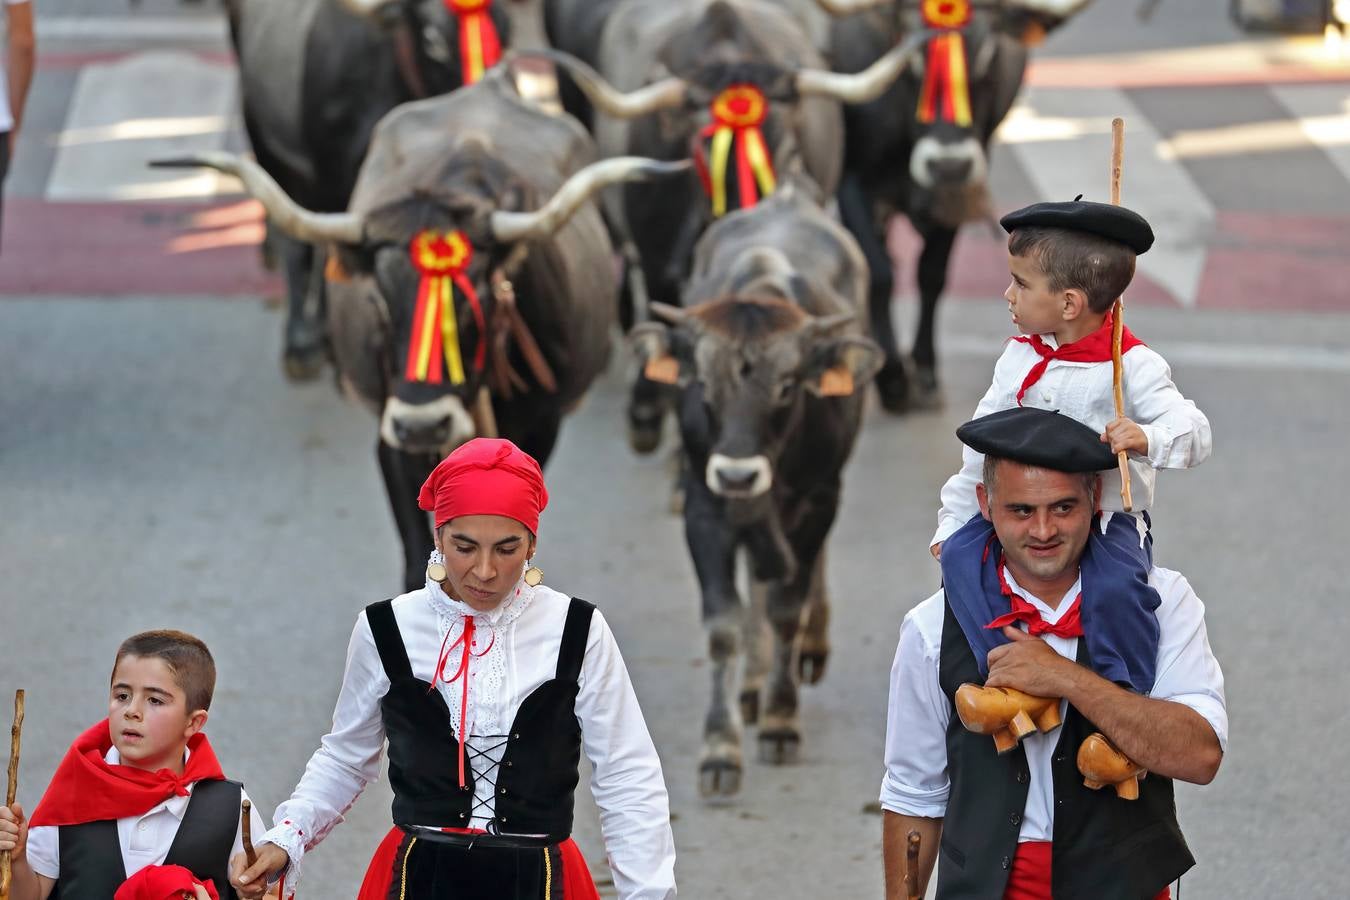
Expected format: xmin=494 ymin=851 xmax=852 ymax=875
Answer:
xmin=282 ymin=345 xmax=327 ymax=382
xmin=739 ymin=689 xmax=760 ymax=726
xmin=911 ymin=364 xmax=944 ymax=410
xmin=627 ymin=403 xmax=663 ymax=455
xmin=699 ymin=757 xmax=743 ymax=799
xmin=798 ymin=650 xmax=828 ymax=685
xmin=874 ymin=358 xmax=912 ymax=415
xmin=757 ymin=728 xmax=801 ymax=765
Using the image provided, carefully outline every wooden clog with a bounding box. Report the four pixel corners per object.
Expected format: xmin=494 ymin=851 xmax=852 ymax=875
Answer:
xmin=1077 ymin=732 xmax=1146 ymax=800
xmin=954 ymin=683 xmax=1063 ymax=754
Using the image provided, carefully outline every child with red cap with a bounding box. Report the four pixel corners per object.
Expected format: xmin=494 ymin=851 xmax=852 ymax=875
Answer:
xmin=232 ymin=438 xmax=677 ymax=900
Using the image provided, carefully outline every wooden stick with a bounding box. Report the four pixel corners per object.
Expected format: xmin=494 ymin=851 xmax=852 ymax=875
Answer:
xmin=1 ymin=689 xmax=26 ymax=900
xmin=241 ymin=799 xmax=258 ymax=868
xmin=905 ymin=829 xmax=921 ymax=900
xmin=1109 ymin=117 xmax=1134 ymax=512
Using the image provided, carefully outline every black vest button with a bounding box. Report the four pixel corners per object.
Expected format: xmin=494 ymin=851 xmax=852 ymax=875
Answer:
xmin=1016 ymin=771 xmax=1028 ymax=784
xmin=505 ymin=760 xmax=513 ymax=768
xmin=1010 ymin=813 xmax=1021 ymax=826
xmin=1001 ymin=856 xmax=1011 ymax=870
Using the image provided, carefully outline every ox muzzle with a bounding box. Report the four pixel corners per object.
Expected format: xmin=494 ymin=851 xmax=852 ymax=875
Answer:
xmin=909 ymin=134 xmax=988 ymax=190
xmin=706 ymin=452 xmax=774 ymax=500
xmin=379 ymin=394 xmax=476 ymax=454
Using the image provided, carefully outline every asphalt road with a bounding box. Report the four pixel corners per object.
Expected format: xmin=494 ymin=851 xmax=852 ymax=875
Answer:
xmin=3 ymin=1 xmax=1350 ymax=898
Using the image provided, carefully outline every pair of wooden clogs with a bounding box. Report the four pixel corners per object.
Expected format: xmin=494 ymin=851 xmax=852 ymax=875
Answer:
xmin=954 ymin=684 xmax=1145 ymax=800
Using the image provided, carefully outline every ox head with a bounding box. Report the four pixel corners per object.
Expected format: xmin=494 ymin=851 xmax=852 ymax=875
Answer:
xmin=152 ymin=149 xmax=687 ymax=454
xmin=815 ymin=0 xmax=1092 ymax=227
xmin=338 ymin=0 xmax=513 ymax=97
xmin=631 ymin=297 xmax=882 ymax=502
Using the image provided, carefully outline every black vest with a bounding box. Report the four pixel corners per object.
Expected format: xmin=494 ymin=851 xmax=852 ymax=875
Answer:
xmin=366 ymin=596 xmax=595 ymax=839
xmin=51 ymin=778 xmax=242 ymax=900
xmin=935 ymin=600 xmax=1194 ymax=900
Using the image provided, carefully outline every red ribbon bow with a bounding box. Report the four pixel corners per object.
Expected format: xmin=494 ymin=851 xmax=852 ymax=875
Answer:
xmin=432 ymin=614 xmax=496 ymax=788
xmin=1011 ymin=312 xmax=1144 ymax=405
xmin=445 ymin=0 xmax=501 ymax=86
xmin=985 ymin=554 xmax=1084 ymax=639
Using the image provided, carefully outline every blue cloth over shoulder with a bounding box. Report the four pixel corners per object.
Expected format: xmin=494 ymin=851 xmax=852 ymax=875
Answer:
xmin=939 ymin=512 xmax=1162 ymax=694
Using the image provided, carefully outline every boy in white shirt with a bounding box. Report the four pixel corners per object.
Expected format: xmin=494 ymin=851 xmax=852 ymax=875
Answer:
xmin=932 ymin=198 xmax=1211 ymax=694
xmin=0 ymin=630 xmax=267 ymax=900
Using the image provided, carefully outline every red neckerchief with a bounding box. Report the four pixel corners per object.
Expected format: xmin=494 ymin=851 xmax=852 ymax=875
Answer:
xmin=984 ymin=554 xmax=1084 ymax=639
xmin=1012 ymin=313 xmax=1144 ymax=405
xmin=29 ymin=720 xmax=225 ymax=827
xmin=114 ymin=864 xmax=221 ymax=900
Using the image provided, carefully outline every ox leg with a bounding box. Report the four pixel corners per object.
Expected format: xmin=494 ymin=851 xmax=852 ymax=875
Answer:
xmin=798 ymin=548 xmax=830 ymax=686
xmin=838 ymin=173 xmax=910 ymax=413
xmin=686 ymin=485 xmax=745 ymax=799
xmin=377 ymin=440 xmax=437 ymax=593
xmin=911 ymin=224 xmax=957 ymax=409
xmin=278 ymin=235 xmax=328 ymax=382
xmin=740 ymin=579 xmax=773 ymax=727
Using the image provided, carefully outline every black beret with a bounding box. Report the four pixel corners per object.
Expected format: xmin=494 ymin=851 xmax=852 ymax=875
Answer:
xmin=957 ymin=407 xmax=1116 ymax=473
xmin=1000 ymin=197 xmax=1154 ymax=254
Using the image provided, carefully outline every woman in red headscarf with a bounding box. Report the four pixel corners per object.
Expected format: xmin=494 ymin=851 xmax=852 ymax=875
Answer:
xmin=229 ymin=439 xmax=676 ymax=900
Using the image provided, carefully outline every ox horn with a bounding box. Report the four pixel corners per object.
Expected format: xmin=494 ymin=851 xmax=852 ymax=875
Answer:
xmin=335 ymin=0 xmax=397 ymax=19
xmin=490 ymin=157 xmax=691 ymax=243
xmin=523 ymin=49 xmax=686 ymax=119
xmin=810 ymin=0 xmax=890 ymax=13
xmin=794 ymin=30 xmax=929 ymax=105
xmin=149 ymin=153 xmax=365 ymax=245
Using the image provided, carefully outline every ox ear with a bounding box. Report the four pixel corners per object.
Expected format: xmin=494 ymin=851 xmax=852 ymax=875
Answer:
xmin=630 ymin=321 xmax=686 ymax=386
xmin=803 ymin=335 xmax=884 ymax=398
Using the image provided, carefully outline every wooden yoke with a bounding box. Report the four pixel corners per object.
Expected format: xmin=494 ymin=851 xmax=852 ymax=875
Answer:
xmin=1109 ymin=118 xmax=1134 ymax=512
xmin=955 ymin=683 xmax=1062 ymax=754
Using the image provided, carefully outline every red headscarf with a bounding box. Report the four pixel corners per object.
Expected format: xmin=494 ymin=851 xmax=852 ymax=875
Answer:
xmin=417 ymin=438 xmax=549 ymax=533
xmin=115 ymin=865 xmax=221 ymax=900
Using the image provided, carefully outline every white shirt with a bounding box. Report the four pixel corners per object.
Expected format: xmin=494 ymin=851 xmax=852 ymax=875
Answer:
xmin=27 ymin=747 xmax=267 ymax=883
xmin=259 ymin=574 xmax=677 ymax=900
xmin=933 ymin=338 xmax=1213 ymax=547
xmin=0 ymin=0 xmax=33 ymax=132
xmin=879 ymin=565 xmax=1227 ymax=841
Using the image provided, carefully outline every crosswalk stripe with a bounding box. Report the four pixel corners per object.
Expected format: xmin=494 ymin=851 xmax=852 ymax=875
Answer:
xmin=1268 ymin=83 xmax=1350 ymax=187
xmin=46 ymin=50 xmax=239 ymax=202
xmin=996 ymin=86 xmax=1216 ymax=309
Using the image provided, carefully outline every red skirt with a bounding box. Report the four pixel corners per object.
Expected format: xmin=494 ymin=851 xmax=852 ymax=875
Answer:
xmin=1004 ymin=841 xmax=1170 ymax=900
xmin=358 ymin=826 xmax=600 ymax=900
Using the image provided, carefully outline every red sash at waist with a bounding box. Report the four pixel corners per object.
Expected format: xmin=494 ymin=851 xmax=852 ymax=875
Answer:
xmin=1003 ymin=841 xmax=1170 ymax=900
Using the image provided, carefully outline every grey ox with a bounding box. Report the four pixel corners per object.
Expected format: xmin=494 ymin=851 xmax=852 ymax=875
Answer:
xmin=157 ymin=72 xmax=686 ymax=590
xmin=632 ymin=183 xmax=883 ymax=797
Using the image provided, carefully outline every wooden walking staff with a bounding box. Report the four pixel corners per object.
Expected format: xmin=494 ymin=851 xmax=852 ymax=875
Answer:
xmin=1 ymin=690 xmax=25 ymax=900
xmin=905 ymin=830 xmax=922 ymax=900
xmin=1108 ymin=117 xmax=1134 ymax=512
xmin=241 ymin=799 xmax=258 ymax=868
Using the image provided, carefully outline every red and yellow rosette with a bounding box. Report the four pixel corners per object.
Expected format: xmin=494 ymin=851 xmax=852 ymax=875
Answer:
xmin=405 ymin=229 xmax=487 ymax=386
xmin=694 ymin=84 xmax=777 ymax=218
xmin=916 ymin=0 xmax=973 ymax=128
xmin=445 ymin=0 xmax=501 ymax=86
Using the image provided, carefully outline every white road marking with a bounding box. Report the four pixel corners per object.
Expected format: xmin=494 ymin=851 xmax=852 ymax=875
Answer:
xmin=46 ymin=51 xmax=240 ymax=202
xmin=35 ymin=16 xmax=229 ymax=43
xmin=943 ymin=334 xmax=1350 ymax=373
xmin=1269 ymin=84 xmax=1350 ymax=186
xmin=996 ymin=86 xmax=1216 ymax=309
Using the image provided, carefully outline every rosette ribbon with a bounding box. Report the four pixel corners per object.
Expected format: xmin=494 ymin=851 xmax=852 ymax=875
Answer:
xmin=695 ymin=84 xmax=777 ymax=218
xmin=446 ymin=0 xmax=501 ymax=86
xmin=405 ymin=229 xmax=487 ymax=386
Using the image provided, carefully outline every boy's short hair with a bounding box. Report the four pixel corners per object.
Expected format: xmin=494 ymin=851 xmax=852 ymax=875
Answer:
xmin=1008 ymin=225 xmax=1136 ymax=314
xmin=113 ymin=630 xmax=216 ymax=713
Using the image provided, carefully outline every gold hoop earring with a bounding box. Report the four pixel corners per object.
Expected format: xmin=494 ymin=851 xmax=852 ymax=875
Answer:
xmin=523 ymin=562 xmax=543 ymax=587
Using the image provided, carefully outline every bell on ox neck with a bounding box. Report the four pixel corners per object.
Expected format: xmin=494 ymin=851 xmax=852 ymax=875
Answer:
xmin=427 ymin=562 xmax=449 ymax=584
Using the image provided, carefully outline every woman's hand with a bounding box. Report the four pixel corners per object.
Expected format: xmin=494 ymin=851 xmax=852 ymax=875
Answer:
xmin=229 ymin=844 xmax=289 ymax=900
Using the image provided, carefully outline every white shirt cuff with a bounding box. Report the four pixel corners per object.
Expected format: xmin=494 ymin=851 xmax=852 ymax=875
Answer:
xmin=879 ymin=772 xmax=949 ymax=819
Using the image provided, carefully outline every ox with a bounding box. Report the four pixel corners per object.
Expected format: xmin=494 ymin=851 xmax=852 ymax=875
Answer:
xmin=541 ymin=0 xmax=924 ymax=450
xmin=818 ymin=0 xmax=1090 ymax=410
xmin=631 ymin=183 xmax=882 ymax=797
xmin=231 ymin=0 xmax=514 ymax=379
xmin=158 ymin=73 xmax=686 ymax=590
